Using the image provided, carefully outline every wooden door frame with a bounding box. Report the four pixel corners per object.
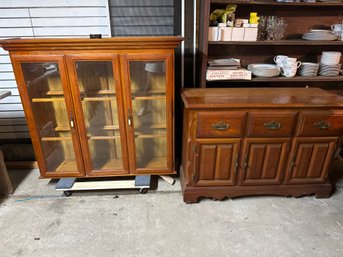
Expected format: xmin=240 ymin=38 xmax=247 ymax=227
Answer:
xmin=119 ymin=51 xmax=174 ymax=174
xmin=65 ymin=53 xmax=130 ymax=176
xmin=10 ymin=54 xmax=85 ymax=178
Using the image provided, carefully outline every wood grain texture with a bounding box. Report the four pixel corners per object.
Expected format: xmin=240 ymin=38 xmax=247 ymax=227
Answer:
xmin=181 ymin=88 xmax=343 ymax=203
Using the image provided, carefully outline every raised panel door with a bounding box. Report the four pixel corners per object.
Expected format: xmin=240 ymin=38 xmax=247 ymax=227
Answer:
xmin=285 ymin=137 xmax=338 ymax=184
xmin=239 ymin=138 xmax=290 ymax=185
xmin=11 ymin=55 xmax=84 ymax=177
xmin=193 ymin=139 xmax=240 ymax=186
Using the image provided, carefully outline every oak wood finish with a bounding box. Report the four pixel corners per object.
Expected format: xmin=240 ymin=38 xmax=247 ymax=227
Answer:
xmin=198 ymin=0 xmax=343 ymax=89
xmin=181 ymin=88 xmax=343 ymax=203
xmin=1 ymin=37 xmax=182 ymax=178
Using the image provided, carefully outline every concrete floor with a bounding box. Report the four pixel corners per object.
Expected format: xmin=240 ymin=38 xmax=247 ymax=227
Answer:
xmin=1 ymin=158 xmax=343 ymax=257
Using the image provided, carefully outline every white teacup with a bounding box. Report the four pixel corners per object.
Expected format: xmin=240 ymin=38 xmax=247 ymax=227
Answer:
xmin=283 ymin=58 xmax=301 ymax=68
xmin=274 ymin=55 xmax=288 ymax=67
xmin=320 ymin=51 xmax=341 ymax=65
xmin=331 ymin=24 xmax=343 ymax=31
xmin=281 ymin=66 xmax=298 ymax=77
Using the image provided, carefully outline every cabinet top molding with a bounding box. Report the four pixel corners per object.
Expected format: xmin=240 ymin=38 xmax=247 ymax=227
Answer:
xmin=0 ymin=36 xmax=183 ymax=51
xmin=181 ymin=88 xmax=343 ymax=109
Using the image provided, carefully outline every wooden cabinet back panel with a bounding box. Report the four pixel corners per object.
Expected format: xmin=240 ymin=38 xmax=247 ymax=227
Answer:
xmin=196 ymin=111 xmax=246 ymax=138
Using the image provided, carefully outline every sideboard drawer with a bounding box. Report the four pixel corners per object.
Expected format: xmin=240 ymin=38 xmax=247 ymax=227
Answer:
xmin=196 ymin=111 xmax=246 ymax=138
xmin=298 ymin=111 xmax=343 ymax=136
xmin=247 ymin=111 xmax=298 ymax=137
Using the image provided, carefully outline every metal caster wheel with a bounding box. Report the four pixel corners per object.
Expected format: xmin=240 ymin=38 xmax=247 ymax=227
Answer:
xmin=63 ymin=191 xmax=73 ymax=197
xmin=139 ymin=188 xmax=148 ymax=194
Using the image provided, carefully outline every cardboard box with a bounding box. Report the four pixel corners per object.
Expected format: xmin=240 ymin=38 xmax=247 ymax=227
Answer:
xmin=219 ymin=27 xmax=233 ymax=41
xmin=208 ymin=27 xmax=218 ymax=41
xmin=231 ymin=27 xmax=244 ymax=41
xmin=206 ymin=69 xmax=252 ymax=81
xmin=244 ymin=27 xmax=258 ymax=41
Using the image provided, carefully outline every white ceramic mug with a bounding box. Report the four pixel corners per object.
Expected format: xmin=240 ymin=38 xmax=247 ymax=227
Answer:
xmin=273 ymin=55 xmax=288 ymax=67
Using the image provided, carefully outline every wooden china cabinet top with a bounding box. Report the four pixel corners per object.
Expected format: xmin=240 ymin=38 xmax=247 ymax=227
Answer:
xmin=0 ymin=36 xmax=183 ymax=51
xmin=181 ymin=88 xmax=343 ymax=109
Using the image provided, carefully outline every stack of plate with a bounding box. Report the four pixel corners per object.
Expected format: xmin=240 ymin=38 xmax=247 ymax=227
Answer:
xmin=319 ymin=63 xmax=342 ymax=76
xmin=247 ymin=64 xmax=281 ymax=77
xmin=298 ymin=62 xmax=319 ymax=77
xmin=302 ymin=30 xmax=338 ymax=41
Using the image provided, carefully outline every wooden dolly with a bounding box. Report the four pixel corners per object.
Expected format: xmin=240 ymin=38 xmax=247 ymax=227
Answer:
xmin=56 ymin=175 xmax=151 ymax=197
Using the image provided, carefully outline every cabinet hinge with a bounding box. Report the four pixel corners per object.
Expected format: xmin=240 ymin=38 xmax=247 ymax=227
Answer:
xmin=192 ymin=143 xmax=197 ymax=154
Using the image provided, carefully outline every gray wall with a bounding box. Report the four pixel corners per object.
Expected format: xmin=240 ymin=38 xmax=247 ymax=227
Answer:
xmin=110 ymin=0 xmax=174 ymax=36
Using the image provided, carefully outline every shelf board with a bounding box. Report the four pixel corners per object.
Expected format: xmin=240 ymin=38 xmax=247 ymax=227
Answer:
xmin=133 ymin=96 xmax=166 ymax=101
xmin=32 ymin=97 xmax=64 ymax=103
xmin=207 ymin=75 xmax=343 ymax=83
xmin=209 ymin=40 xmax=343 ymax=46
xmin=210 ymin=0 xmax=343 ymax=6
xmin=46 ymin=91 xmax=64 ymax=96
xmin=88 ymin=136 xmax=121 ymax=140
xmin=135 ymin=134 xmax=166 ymax=139
xmin=82 ymin=96 xmax=115 ymax=102
xmin=41 ymin=136 xmax=71 ymax=141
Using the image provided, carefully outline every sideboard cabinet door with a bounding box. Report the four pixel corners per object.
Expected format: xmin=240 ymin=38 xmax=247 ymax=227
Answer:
xmin=239 ymin=138 xmax=290 ymax=186
xmin=66 ymin=55 xmax=129 ymax=176
xmin=192 ymin=139 xmax=240 ymax=186
xmin=120 ymin=53 xmax=174 ymax=174
xmin=285 ymin=137 xmax=338 ymax=184
xmin=11 ymin=55 xmax=84 ymax=177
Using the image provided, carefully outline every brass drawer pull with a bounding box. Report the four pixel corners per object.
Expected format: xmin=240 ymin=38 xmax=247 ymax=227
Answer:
xmin=212 ymin=121 xmax=230 ymax=131
xmin=264 ymin=121 xmax=281 ymax=130
xmin=314 ymin=120 xmax=331 ymax=130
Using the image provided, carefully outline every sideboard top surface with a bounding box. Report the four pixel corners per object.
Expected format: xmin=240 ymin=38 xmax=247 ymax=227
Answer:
xmin=181 ymin=88 xmax=343 ymax=109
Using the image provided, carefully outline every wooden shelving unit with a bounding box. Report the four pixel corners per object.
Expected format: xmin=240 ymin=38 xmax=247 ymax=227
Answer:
xmin=199 ymin=0 xmax=343 ymax=91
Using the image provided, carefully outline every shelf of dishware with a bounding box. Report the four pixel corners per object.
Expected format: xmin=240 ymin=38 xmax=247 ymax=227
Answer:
xmin=210 ymin=0 xmax=343 ymax=6
xmin=40 ymin=134 xmax=167 ymax=142
xmin=209 ymin=40 xmax=343 ymax=45
xmin=207 ymin=75 xmax=343 ymax=83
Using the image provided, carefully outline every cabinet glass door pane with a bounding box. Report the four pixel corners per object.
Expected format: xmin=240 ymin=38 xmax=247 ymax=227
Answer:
xmin=21 ymin=63 xmax=77 ymax=172
xmin=75 ymin=61 xmax=123 ymax=170
xmin=129 ymin=61 xmax=167 ymax=168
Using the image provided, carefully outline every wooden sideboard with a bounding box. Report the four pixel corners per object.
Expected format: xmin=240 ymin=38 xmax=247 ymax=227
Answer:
xmin=181 ymin=88 xmax=343 ymax=203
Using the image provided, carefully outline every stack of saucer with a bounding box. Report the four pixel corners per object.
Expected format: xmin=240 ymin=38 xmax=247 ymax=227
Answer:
xmin=298 ymin=62 xmax=319 ymax=77
xmin=302 ymin=30 xmax=338 ymax=41
xmin=319 ymin=63 xmax=342 ymax=76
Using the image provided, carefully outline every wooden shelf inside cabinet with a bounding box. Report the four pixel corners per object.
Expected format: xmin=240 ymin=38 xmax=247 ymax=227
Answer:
xmin=135 ymin=134 xmax=167 ymax=139
xmin=88 ymin=136 xmax=121 ymax=140
xmin=41 ymin=136 xmax=72 ymax=141
xmin=132 ymin=96 xmax=166 ymax=101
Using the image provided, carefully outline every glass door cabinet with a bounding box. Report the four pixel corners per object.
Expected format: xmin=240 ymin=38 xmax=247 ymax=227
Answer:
xmin=5 ymin=37 xmax=182 ymax=178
